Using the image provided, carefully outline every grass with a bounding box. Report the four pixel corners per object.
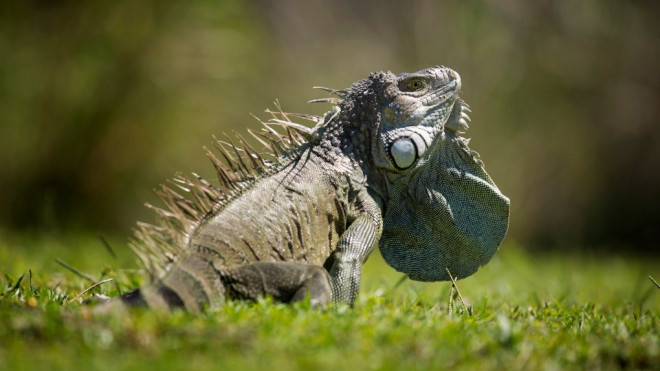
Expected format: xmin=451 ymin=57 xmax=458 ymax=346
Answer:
xmin=0 ymin=232 xmax=658 ymax=370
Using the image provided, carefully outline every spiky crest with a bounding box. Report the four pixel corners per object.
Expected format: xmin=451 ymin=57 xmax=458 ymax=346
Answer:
xmin=130 ymin=96 xmax=342 ymax=279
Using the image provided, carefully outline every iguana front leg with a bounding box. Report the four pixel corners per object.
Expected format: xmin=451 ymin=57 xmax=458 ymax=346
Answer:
xmin=328 ymin=197 xmax=383 ymax=304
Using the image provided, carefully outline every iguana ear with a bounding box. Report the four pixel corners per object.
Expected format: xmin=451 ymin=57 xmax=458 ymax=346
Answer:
xmin=379 ymin=133 xmax=510 ymax=282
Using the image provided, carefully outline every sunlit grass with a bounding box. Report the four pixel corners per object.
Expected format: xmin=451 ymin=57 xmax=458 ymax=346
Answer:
xmin=0 ymin=234 xmax=658 ymax=370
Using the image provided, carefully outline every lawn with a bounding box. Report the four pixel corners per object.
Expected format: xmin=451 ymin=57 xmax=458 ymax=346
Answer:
xmin=0 ymin=232 xmax=657 ymax=370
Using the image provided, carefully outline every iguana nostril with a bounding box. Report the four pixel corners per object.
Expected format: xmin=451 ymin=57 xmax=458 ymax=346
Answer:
xmin=390 ymin=138 xmax=417 ymax=169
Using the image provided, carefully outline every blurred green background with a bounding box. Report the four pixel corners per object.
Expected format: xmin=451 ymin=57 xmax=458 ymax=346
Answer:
xmin=1 ymin=0 xmax=659 ymax=253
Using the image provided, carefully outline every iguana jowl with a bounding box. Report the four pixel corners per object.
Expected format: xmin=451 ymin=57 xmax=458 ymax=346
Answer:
xmin=118 ymin=66 xmax=510 ymax=312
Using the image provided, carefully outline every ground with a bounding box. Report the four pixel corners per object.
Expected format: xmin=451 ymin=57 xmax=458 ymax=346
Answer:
xmin=0 ymin=232 xmax=657 ymax=370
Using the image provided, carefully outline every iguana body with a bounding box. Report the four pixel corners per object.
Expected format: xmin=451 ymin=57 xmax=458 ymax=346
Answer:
xmin=118 ymin=66 xmax=510 ymax=312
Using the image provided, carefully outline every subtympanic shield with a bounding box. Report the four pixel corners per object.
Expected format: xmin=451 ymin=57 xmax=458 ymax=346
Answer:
xmin=379 ymin=132 xmax=510 ymax=281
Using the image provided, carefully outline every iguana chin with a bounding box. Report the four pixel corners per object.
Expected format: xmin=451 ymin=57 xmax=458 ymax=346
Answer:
xmin=109 ymin=66 xmax=509 ymax=312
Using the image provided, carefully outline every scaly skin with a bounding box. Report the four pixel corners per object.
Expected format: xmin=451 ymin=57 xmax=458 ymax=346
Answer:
xmin=116 ymin=66 xmax=509 ymax=312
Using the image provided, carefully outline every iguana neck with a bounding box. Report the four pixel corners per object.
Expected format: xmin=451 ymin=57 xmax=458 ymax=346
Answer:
xmin=312 ymin=73 xmax=395 ymax=172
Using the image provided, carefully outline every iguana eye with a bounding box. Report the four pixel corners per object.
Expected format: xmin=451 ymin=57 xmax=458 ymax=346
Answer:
xmin=403 ymin=79 xmax=425 ymax=92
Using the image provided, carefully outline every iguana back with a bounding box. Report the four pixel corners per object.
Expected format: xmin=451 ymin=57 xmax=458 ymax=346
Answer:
xmin=114 ymin=66 xmax=510 ymax=312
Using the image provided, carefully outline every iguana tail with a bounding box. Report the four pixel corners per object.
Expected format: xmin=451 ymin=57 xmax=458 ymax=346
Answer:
xmin=122 ymin=251 xmax=229 ymax=312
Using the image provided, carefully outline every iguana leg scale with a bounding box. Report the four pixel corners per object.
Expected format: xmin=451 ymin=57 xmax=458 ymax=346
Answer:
xmin=219 ymin=261 xmax=332 ymax=307
xmin=328 ymin=212 xmax=382 ymax=304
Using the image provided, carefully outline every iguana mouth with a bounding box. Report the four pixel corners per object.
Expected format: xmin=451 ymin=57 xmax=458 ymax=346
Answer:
xmin=423 ymin=69 xmax=461 ymax=106
xmin=433 ymin=79 xmax=459 ymax=98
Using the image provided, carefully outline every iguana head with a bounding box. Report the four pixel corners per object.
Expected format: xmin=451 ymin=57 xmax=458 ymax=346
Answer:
xmin=370 ymin=66 xmax=463 ymax=173
xmin=315 ymin=66 xmax=464 ymax=174
xmin=331 ymin=66 xmax=511 ymax=283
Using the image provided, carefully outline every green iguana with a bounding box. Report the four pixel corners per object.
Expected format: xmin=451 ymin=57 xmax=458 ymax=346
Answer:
xmin=111 ymin=66 xmax=509 ymax=312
